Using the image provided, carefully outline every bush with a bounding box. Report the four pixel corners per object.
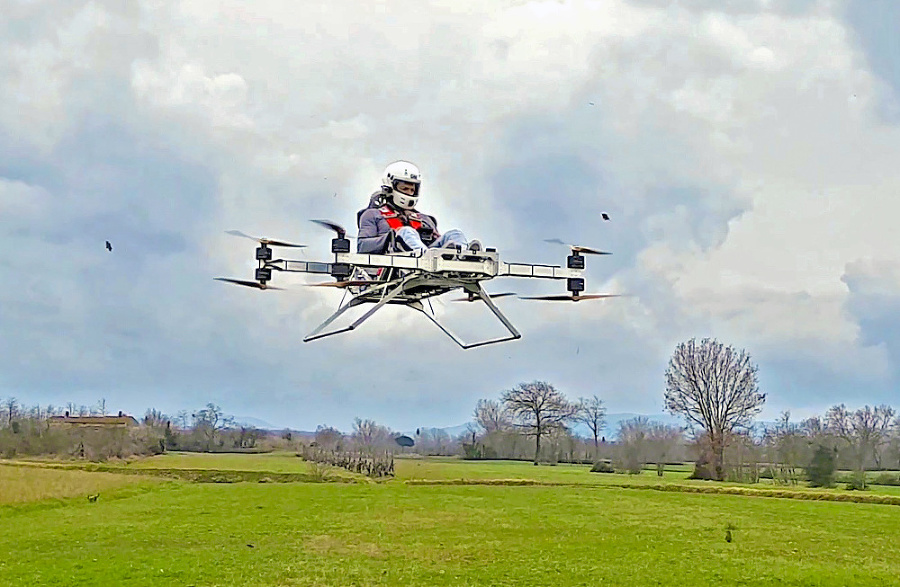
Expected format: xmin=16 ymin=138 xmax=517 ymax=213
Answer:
xmin=845 ymin=471 xmax=868 ymax=491
xmin=872 ymin=472 xmax=900 ymax=486
xmin=590 ymin=460 xmax=614 ymax=473
xmin=805 ymin=445 xmax=837 ymax=488
xmin=688 ymin=450 xmax=717 ymax=480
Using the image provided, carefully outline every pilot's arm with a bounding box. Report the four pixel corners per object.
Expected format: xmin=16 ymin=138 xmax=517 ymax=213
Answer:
xmin=357 ymin=208 xmax=392 ymax=254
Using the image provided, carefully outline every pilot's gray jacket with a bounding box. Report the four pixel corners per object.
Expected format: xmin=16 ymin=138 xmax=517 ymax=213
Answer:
xmin=356 ymin=191 xmax=439 ymax=254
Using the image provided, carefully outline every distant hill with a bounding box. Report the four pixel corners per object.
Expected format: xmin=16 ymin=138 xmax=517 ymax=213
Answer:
xmin=232 ymin=416 xmax=278 ymax=430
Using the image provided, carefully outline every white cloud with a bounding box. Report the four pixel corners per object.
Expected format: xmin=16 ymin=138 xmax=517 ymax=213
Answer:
xmin=4 ymin=0 xmax=900 ymax=427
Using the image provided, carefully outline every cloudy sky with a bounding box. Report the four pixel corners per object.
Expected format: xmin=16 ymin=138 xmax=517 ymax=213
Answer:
xmin=2 ymin=0 xmax=899 ymax=433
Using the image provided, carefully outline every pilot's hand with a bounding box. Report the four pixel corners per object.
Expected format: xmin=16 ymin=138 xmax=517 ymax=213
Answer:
xmin=390 ymin=214 xmax=406 ymax=230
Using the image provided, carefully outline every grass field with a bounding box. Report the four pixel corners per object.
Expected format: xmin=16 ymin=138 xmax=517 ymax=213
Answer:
xmin=2 ymin=455 xmax=899 ymax=586
xmin=123 ymin=452 xmax=317 ymax=473
xmin=0 ymin=464 xmax=159 ymax=506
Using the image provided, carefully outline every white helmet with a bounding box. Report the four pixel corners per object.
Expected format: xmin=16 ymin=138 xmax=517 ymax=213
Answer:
xmin=382 ymin=160 xmax=422 ymax=210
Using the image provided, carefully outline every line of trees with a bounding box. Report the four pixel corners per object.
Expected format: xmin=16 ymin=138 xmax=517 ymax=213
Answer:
xmin=461 ymin=338 xmax=900 ymax=487
xmin=467 ymin=383 xmax=686 ymax=469
xmin=662 ymin=337 xmax=900 ymax=485
xmin=0 ymin=401 xmax=292 ymax=460
xmin=4 ymin=337 xmax=899 ymax=487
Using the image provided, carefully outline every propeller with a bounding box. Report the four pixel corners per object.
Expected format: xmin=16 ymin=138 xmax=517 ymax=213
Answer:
xmin=544 ymin=239 xmax=611 ymax=255
xmin=214 ymin=277 xmax=283 ymax=290
xmin=310 ymin=219 xmax=352 ymax=238
xmin=225 ymin=230 xmax=306 ymax=248
xmin=518 ymin=293 xmax=619 ymax=302
xmin=451 ymin=292 xmax=517 ymax=302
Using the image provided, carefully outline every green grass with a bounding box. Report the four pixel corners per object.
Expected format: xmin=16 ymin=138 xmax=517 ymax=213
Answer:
xmin=3 ymin=456 xmax=900 ymax=586
xmin=394 ymin=457 xmax=900 ymax=496
xmin=3 ymin=453 xmax=366 ymax=484
xmin=396 ymin=456 xmax=689 ymax=484
xmin=2 ymin=480 xmax=899 ymax=586
xmin=124 ymin=451 xmax=314 ymax=473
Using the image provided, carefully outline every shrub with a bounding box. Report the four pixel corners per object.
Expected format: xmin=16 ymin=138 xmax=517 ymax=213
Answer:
xmin=805 ymin=445 xmax=837 ymax=488
xmin=845 ymin=471 xmax=868 ymax=491
xmin=872 ymin=472 xmax=900 ymax=486
xmin=688 ymin=450 xmax=717 ymax=480
xmin=590 ymin=460 xmax=614 ymax=473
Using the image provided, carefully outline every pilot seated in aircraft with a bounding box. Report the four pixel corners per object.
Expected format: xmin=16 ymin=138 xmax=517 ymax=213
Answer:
xmin=356 ymin=160 xmax=481 ymax=255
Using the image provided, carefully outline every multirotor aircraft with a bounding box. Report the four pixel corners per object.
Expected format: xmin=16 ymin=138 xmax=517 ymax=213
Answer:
xmin=216 ymin=220 xmax=617 ymax=349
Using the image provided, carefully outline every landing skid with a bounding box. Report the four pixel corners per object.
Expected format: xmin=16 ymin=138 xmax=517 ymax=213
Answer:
xmin=303 ymin=280 xmax=521 ymax=349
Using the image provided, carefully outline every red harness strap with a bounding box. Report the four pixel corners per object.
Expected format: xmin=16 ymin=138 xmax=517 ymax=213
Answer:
xmin=379 ymin=206 xmax=422 ymax=230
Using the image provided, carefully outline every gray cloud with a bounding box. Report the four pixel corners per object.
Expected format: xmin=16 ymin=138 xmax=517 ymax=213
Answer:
xmin=3 ymin=0 xmax=900 ymax=432
xmin=842 ymin=0 xmax=900 ymax=122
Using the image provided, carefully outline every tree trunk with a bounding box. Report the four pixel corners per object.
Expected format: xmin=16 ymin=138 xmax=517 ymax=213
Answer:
xmin=713 ymin=434 xmax=726 ymax=481
xmin=534 ymin=432 xmax=541 ymax=465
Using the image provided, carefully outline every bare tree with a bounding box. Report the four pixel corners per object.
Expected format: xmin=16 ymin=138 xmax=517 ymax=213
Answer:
xmin=231 ymin=426 xmax=261 ymax=449
xmin=664 ymin=337 xmax=766 ymax=481
xmin=97 ymin=398 xmax=108 ymax=416
xmin=646 ymin=421 xmax=685 ymax=476
xmin=826 ymin=404 xmax=895 ymax=483
xmin=764 ymin=411 xmax=807 ymax=485
xmin=351 ymin=418 xmax=393 ymax=452
xmin=416 ymin=428 xmax=454 ymax=456
xmin=501 ymin=381 xmax=576 ymax=465
xmin=144 ymin=408 xmax=168 ymax=428
xmin=175 ymin=410 xmax=191 ymax=430
xmin=314 ymin=425 xmax=344 ymax=451
xmin=887 ymin=415 xmax=900 ymax=470
xmin=4 ymin=397 xmax=18 ymax=426
xmin=617 ymin=416 xmax=651 ymax=474
xmin=800 ymin=415 xmax=828 ymax=441
xmin=192 ymin=403 xmax=234 ymax=451
xmin=474 ymin=399 xmax=510 ymax=434
xmin=574 ymin=395 xmax=607 ymax=455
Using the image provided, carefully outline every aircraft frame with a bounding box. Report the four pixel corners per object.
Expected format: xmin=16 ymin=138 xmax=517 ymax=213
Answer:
xmin=216 ymin=226 xmax=615 ymax=349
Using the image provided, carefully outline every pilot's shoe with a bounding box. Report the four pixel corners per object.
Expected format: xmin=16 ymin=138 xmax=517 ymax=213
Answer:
xmin=467 ymin=239 xmax=482 ymax=252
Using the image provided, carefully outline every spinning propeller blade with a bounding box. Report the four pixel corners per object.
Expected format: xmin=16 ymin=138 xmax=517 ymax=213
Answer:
xmin=571 ymin=245 xmax=611 ymax=255
xmin=451 ymin=292 xmax=517 ymax=302
xmin=214 ymin=277 xmax=283 ymax=290
xmin=543 ymin=239 xmax=611 ymax=255
xmin=225 ymin=230 xmax=306 ymax=248
xmin=518 ymin=293 xmax=619 ymax=302
xmin=310 ymin=219 xmax=351 ymax=238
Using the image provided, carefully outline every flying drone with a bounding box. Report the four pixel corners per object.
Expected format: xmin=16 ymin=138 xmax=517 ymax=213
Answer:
xmin=216 ymin=220 xmax=617 ymax=349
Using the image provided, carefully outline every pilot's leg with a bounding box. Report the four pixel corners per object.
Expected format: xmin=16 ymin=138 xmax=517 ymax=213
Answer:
xmin=429 ymin=229 xmax=467 ymax=249
xmin=394 ymin=226 xmax=427 ymax=253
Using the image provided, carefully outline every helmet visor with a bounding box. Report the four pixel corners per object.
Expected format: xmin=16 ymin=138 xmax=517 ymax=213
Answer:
xmin=393 ymin=180 xmax=419 ymax=196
